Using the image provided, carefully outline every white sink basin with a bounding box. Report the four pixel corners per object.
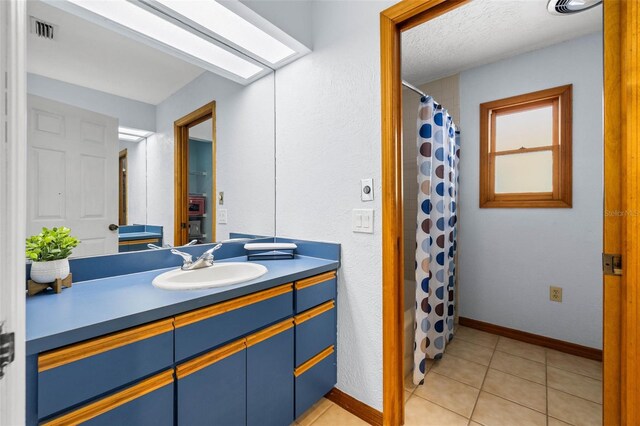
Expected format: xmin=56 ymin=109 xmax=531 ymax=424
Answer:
xmin=152 ymin=262 xmax=268 ymax=290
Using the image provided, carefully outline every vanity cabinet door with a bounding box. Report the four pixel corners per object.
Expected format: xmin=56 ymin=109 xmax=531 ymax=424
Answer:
xmin=41 ymin=370 xmax=174 ymax=426
xmin=176 ymin=339 xmax=247 ymax=426
xmin=294 ymin=271 xmax=336 ymax=313
xmin=246 ymin=319 xmax=295 ymax=426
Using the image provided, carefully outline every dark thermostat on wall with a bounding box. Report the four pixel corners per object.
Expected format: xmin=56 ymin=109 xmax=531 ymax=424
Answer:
xmin=361 ymin=178 xmax=374 ymax=201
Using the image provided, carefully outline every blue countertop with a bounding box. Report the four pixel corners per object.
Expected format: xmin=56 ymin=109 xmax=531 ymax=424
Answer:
xmin=118 ymin=232 xmax=162 ymax=241
xmin=26 ymin=255 xmax=339 ymax=355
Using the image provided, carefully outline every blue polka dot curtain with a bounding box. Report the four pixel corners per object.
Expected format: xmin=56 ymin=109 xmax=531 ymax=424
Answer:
xmin=412 ymin=96 xmax=460 ymax=385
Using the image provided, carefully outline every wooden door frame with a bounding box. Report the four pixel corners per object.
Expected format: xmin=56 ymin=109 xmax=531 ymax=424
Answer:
xmin=118 ymin=149 xmax=128 ymax=226
xmin=380 ymin=1 xmax=635 ymax=425
xmin=174 ymin=101 xmax=217 ymax=245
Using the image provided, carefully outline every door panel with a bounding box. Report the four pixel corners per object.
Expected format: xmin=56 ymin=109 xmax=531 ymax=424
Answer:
xmin=247 ymin=325 xmax=294 ymax=426
xmin=27 ymin=95 xmax=119 ymax=257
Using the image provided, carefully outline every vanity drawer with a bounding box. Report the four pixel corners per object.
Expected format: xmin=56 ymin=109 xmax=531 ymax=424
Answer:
xmin=295 ymin=271 xmax=336 ymax=313
xmin=294 ymin=301 xmax=336 ymax=367
xmin=37 ymin=319 xmax=174 ymax=420
xmin=41 ymin=369 xmax=174 ymax=426
xmin=294 ymin=346 xmax=337 ymax=419
xmin=174 ymin=283 xmax=293 ymax=361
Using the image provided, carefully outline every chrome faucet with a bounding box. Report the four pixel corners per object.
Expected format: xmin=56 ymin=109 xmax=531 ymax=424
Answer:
xmin=171 ymin=243 xmax=223 ymax=271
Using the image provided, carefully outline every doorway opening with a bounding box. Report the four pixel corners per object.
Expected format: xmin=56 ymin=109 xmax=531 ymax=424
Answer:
xmin=118 ymin=149 xmax=128 ymax=226
xmin=174 ymin=102 xmax=216 ymax=246
xmin=380 ymin=1 xmax=631 ymax=425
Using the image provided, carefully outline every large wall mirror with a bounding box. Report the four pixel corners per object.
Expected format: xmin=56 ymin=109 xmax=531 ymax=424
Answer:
xmin=26 ymin=0 xmax=276 ymax=257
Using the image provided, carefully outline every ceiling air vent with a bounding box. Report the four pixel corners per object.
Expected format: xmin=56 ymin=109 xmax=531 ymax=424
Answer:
xmin=547 ymin=0 xmax=602 ymax=15
xmin=30 ymin=17 xmax=57 ymax=40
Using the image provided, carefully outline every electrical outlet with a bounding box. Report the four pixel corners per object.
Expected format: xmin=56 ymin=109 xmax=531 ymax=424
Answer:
xmin=550 ymin=286 xmax=563 ymax=303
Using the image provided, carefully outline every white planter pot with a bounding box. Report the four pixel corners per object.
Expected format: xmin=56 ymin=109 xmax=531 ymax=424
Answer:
xmin=30 ymin=259 xmax=70 ymax=284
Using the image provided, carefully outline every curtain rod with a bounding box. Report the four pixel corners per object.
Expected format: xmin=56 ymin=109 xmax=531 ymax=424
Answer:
xmin=402 ymin=80 xmax=427 ymax=98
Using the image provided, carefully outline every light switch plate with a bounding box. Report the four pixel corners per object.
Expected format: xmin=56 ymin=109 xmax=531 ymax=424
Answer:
xmin=353 ymin=209 xmax=374 ymax=233
xmin=361 ymin=178 xmax=374 ymax=201
xmin=218 ymin=209 xmax=228 ymax=224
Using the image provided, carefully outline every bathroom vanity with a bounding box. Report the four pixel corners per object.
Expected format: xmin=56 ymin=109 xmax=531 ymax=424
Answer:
xmin=25 ymin=241 xmax=339 ymax=426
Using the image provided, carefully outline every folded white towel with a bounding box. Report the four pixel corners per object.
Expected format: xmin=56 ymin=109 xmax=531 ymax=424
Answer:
xmin=244 ymin=243 xmax=298 ymax=251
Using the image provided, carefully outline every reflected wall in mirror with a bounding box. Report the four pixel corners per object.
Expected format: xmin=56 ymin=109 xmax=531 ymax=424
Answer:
xmin=25 ymin=0 xmax=276 ymax=257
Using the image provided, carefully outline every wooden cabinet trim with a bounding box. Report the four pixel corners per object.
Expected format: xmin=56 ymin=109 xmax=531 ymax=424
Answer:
xmin=174 ymin=283 xmax=293 ymax=328
xmin=295 ymin=271 xmax=336 ymax=290
xmin=41 ymin=369 xmax=174 ymax=426
xmin=38 ymin=318 xmax=174 ymax=373
xmin=118 ymin=238 xmax=160 ymax=246
xmin=246 ymin=318 xmax=294 ymax=348
xmin=176 ymin=338 xmax=246 ymax=379
xmin=294 ymin=301 xmax=335 ymax=325
xmin=294 ymin=345 xmax=335 ymax=378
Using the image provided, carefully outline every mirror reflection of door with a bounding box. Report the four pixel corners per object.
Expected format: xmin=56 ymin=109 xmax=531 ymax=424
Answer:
xmin=187 ymin=118 xmax=215 ymax=244
xmin=118 ymin=149 xmax=128 ymax=226
xmin=27 ymin=95 xmax=120 ymax=257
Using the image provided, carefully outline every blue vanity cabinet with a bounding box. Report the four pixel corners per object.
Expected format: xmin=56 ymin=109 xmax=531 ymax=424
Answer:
xmin=174 ymin=283 xmax=294 ymax=362
xmin=41 ymin=370 xmax=174 ymax=426
xmin=36 ymin=318 xmax=174 ymax=421
xmin=292 ymin=272 xmax=338 ymax=420
xmin=246 ymin=319 xmax=295 ymax=426
xmin=176 ymin=338 xmax=247 ymax=426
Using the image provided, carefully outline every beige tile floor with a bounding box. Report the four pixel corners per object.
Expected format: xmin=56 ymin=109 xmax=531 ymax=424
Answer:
xmin=294 ymin=326 xmax=602 ymax=426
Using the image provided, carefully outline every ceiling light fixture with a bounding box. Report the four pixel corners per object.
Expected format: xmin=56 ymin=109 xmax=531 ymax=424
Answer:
xmin=153 ymin=0 xmax=296 ymax=64
xmin=119 ymin=126 xmax=153 ymax=142
xmin=65 ymin=0 xmax=263 ymax=79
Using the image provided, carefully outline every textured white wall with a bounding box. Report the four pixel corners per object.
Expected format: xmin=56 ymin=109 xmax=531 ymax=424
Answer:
xmin=27 ymin=73 xmax=156 ymax=131
xmin=149 ymin=71 xmax=275 ymax=246
xmin=458 ymin=33 xmax=603 ymax=348
xmin=119 ymin=139 xmax=147 ymax=225
xmin=275 ymin=0 xmax=393 ymax=410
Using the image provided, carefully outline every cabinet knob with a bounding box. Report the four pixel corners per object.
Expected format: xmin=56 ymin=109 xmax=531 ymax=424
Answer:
xmin=108 ymin=224 xmax=119 ymax=231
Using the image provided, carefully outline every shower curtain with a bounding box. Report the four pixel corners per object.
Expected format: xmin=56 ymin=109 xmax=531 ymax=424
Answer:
xmin=412 ymin=96 xmax=460 ymax=385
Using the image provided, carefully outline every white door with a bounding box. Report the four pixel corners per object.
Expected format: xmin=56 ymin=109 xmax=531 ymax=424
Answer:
xmin=27 ymin=95 xmax=119 ymax=257
xmin=0 ymin=1 xmax=26 ymax=424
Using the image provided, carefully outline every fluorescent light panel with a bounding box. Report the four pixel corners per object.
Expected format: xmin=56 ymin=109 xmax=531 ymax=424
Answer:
xmin=119 ymin=133 xmax=144 ymax=142
xmin=118 ymin=126 xmax=153 ymax=138
xmin=155 ymin=0 xmax=295 ymax=64
xmin=66 ymin=0 xmax=263 ymax=79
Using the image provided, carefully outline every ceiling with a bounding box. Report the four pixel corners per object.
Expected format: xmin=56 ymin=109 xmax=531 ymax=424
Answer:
xmin=27 ymin=1 xmax=205 ymax=105
xmin=401 ymin=0 xmax=602 ymax=86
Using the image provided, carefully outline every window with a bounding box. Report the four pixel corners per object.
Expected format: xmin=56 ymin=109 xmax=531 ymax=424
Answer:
xmin=479 ymin=85 xmax=572 ymax=208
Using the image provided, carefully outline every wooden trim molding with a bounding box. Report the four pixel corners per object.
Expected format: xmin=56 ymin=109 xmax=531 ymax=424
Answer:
xmin=118 ymin=238 xmax=159 ymax=246
xmin=294 ymin=271 xmax=336 ymax=290
xmin=325 ymin=387 xmax=383 ymax=426
xmin=459 ymin=317 xmax=602 ymax=361
xmin=294 ymin=301 xmax=335 ymax=325
xmin=246 ymin=318 xmax=294 ymax=348
xmin=174 ymin=283 xmax=293 ymax=328
xmin=41 ymin=370 xmax=174 ymax=426
xmin=176 ymin=338 xmax=246 ymax=379
xmin=294 ymin=345 xmax=334 ymax=377
xmin=38 ymin=319 xmax=174 ymax=372
xmin=380 ymin=2 xmax=470 ymax=424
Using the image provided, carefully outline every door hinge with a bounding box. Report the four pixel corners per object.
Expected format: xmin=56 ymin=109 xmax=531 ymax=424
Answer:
xmin=603 ymin=253 xmax=622 ymax=276
xmin=0 ymin=323 xmax=15 ymax=380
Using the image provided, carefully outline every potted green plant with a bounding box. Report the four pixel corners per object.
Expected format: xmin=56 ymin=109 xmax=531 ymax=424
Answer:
xmin=26 ymin=227 xmax=79 ymax=284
